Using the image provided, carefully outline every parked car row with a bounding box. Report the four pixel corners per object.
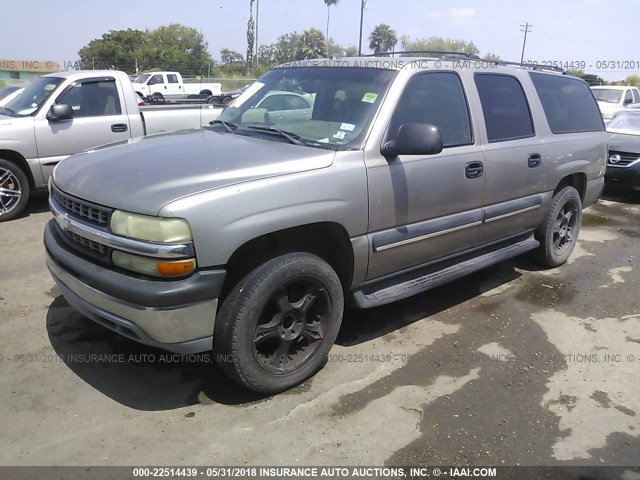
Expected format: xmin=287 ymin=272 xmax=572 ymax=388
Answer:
xmin=591 ymin=85 xmax=640 ymax=123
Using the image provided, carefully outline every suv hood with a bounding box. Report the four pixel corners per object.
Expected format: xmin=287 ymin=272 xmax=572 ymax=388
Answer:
xmin=53 ymin=129 xmax=336 ymax=215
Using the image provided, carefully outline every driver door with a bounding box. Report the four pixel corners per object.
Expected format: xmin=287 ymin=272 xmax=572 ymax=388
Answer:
xmin=34 ymin=77 xmax=132 ymax=181
xmin=365 ymin=72 xmax=486 ymax=280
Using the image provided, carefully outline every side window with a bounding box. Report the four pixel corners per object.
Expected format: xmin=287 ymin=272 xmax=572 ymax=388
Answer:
xmin=624 ymin=90 xmax=633 ymax=105
xmin=167 ymin=74 xmax=179 ymax=84
xmin=283 ymin=95 xmax=310 ymax=110
xmin=258 ymin=95 xmax=285 ymax=112
xmin=474 ymin=74 xmax=534 ymax=142
xmin=389 ymin=72 xmax=473 ymax=148
xmin=529 ymin=73 xmax=604 ymax=134
xmin=633 ymin=89 xmax=640 ymax=104
xmin=56 ymin=80 xmax=122 ymax=117
xmin=149 ymin=74 xmax=163 ymax=85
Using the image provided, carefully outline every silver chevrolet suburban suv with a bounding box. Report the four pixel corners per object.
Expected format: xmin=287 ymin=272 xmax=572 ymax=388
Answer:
xmin=45 ymin=56 xmax=607 ymax=393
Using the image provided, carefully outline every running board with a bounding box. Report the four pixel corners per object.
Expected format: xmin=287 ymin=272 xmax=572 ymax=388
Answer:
xmin=351 ymin=235 xmax=540 ymax=309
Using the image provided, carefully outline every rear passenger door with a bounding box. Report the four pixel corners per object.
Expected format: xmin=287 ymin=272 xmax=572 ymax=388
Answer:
xmin=165 ymin=73 xmax=182 ymax=97
xmin=365 ymin=72 xmax=485 ymax=280
xmin=475 ymin=73 xmax=547 ymax=245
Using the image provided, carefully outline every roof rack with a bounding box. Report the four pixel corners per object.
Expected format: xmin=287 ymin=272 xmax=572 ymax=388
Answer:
xmin=358 ymin=51 xmax=567 ymax=74
xmin=359 ymin=50 xmax=480 ymax=59
xmin=486 ymin=59 xmax=566 ymax=74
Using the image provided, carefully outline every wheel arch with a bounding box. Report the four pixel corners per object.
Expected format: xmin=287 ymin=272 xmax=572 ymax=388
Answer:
xmin=0 ymin=150 xmax=35 ymax=189
xmin=554 ymin=172 xmax=587 ymax=202
xmin=222 ymin=221 xmax=355 ymax=299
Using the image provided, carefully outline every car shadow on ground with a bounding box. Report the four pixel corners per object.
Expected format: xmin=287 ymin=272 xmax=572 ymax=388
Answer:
xmin=336 ymin=260 xmax=526 ymax=347
xmin=601 ymin=188 xmax=640 ymax=205
xmin=46 ymin=294 xmax=268 ymax=410
xmin=13 ymin=191 xmax=50 ymax=219
xmin=45 ymin=256 xmax=530 ymax=411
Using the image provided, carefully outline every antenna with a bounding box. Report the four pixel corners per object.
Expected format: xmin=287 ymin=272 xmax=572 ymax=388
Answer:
xmin=520 ymin=22 xmax=532 ymax=65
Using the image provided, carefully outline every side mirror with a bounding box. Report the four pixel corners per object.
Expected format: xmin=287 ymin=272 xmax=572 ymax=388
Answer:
xmin=624 ymin=97 xmax=633 ymax=106
xmin=47 ymin=104 xmax=74 ymax=121
xmin=382 ymin=123 xmax=444 ymax=157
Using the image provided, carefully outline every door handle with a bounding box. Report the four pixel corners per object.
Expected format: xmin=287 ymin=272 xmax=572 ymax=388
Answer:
xmin=164 ymin=86 xmax=167 ymax=89
xmin=111 ymin=123 xmax=128 ymax=133
xmin=528 ymin=153 xmax=542 ymax=168
xmin=465 ymin=161 xmax=484 ymax=179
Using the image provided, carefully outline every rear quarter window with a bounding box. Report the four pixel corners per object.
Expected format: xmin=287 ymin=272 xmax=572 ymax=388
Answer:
xmin=529 ymin=73 xmax=604 ymax=134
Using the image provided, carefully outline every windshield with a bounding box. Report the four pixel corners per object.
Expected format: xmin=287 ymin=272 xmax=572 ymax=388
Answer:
xmin=215 ymin=67 xmax=397 ymax=150
xmin=2 ymin=77 xmax=64 ymax=117
xmin=0 ymin=85 xmax=20 ymax=102
xmin=607 ymin=112 xmax=640 ymax=133
xmin=592 ymin=88 xmax=623 ymax=104
xmin=133 ymin=74 xmax=151 ymax=84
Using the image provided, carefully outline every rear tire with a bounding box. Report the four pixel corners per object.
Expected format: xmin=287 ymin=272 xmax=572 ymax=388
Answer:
xmin=534 ymin=186 xmax=582 ymax=267
xmin=214 ymin=253 xmax=344 ymax=394
xmin=0 ymin=159 xmax=29 ymax=222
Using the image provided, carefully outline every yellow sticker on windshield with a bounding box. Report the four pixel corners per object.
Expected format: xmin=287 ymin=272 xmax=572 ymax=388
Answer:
xmin=362 ymin=93 xmax=379 ymax=103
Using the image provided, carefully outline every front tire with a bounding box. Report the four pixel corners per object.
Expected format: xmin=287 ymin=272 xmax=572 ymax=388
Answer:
xmin=0 ymin=159 xmax=29 ymax=222
xmin=215 ymin=253 xmax=344 ymax=394
xmin=534 ymin=186 xmax=582 ymax=267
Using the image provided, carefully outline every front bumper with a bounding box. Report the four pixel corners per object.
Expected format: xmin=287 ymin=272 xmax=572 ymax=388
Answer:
xmin=44 ymin=220 xmax=225 ymax=353
xmin=605 ymin=164 xmax=640 ymax=191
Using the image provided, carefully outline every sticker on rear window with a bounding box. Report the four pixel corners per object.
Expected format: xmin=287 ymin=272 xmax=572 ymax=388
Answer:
xmin=340 ymin=122 xmax=356 ymax=132
xmin=362 ymin=93 xmax=379 ymax=103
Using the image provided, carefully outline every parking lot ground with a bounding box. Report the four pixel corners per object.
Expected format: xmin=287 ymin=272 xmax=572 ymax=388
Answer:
xmin=0 ymin=191 xmax=639 ymax=468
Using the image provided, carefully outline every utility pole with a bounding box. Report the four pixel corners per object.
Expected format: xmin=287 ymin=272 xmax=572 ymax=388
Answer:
xmin=520 ymin=22 xmax=532 ymax=65
xmin=358 ymin=0 xmax=366 ymax=55
xmin=255 ymin=0 xmax=260 ymax=67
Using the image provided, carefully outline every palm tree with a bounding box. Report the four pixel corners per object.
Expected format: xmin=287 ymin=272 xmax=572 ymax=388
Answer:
xmin=368 ymin=24 xmax=398 ymax=56
xmin=324 ymin=0 xmax=339 ymax=57
xmin=299 ymin=28 xmax=327 ymax=60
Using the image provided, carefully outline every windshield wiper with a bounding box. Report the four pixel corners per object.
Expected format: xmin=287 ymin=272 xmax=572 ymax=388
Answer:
xmin=244 ymin=125 xmax=304 ymax=146
xmin=0 ymin=106 xmax=15 ymax=117
xmin=208 ymin=119 xmax=239 ymax=133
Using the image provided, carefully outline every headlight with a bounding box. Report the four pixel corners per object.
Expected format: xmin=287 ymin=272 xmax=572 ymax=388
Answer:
xmin=110 ymin=210 xmax=192 ymax=243
xmin=112 ymin=251 xmax=196 ymax=277
xmin=603 ymin=111 xmax=614 ymax=120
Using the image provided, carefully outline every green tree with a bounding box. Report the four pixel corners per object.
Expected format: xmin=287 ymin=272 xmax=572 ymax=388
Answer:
xmin=625 ymin=74 xmax=640 ymax=88
xmin=299 ymin=28 xmax=327 ymax=59
xmin=142 ymin=24 xmax=213 ymax=74
xmin=400 ymin=36 xmax=479 ymax=55
xmin=78 ymin=24 xmax=214 ymax=75
xmin=369 ymin=24 xmax=398 ymax=55
xmin=78 ymin=29 xmax=147 ymax=72
xmin=221 ymin=48 xmax=244 ymax=65
xmin=482 ymin=52 xmax=501 ymax=61
xmin=581 ymin=73 xmax=606 ymax=86
xmin=329 ymin=42 xmax=359 ymax=57
xmin=324 ymin=0 xmax=339 ymax=57
xmin=258 ymin=32 xmax=303 ymax=67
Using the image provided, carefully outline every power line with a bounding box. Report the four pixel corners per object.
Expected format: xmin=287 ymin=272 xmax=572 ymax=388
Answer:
xmin=520 ymin=22 xmax=532 ymax=65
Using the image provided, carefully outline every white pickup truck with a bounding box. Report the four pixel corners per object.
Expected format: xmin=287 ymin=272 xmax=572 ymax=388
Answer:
xmin=132 ymin=71 xmax=223 ymax=102
xmin=0 ymin=70 xmax=222 ymax=221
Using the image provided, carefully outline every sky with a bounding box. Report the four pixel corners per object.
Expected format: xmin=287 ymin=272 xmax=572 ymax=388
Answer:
xmin=2 ymin=0 xmax=638 ymax=81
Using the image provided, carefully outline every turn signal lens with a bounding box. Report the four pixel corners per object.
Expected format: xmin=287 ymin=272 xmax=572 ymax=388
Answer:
xmin=156 ymin=260 xmax=196 ymax=277
xmin=112 ymin=251 xmax=196 ymax=277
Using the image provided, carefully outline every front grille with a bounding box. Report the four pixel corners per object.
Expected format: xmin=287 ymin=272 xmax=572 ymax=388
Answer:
xmin=52 ymin=186 xmax=112 ymax=226
xmin=608 ymin=151 xmax=640 ymax=167
xmin=65 ymin=230 xmax=109 ymax=257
